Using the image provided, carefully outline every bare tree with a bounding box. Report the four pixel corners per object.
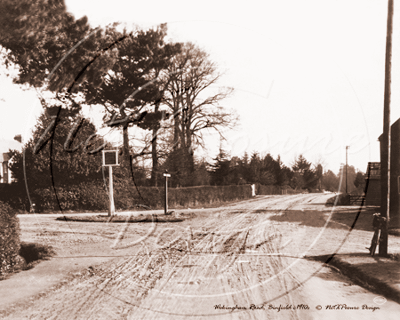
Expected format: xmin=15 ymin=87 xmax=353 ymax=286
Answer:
xmin=161 ymin=42 xmax=236 ymax=184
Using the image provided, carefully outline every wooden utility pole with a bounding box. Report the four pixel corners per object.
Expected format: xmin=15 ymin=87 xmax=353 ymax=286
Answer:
xmin=380 ymin=0 xmax=394 ymax=256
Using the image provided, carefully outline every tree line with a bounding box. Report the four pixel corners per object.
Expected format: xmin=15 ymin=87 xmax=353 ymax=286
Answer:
xmin=1 ymin=1 xmax=366 ymax=195
xmin=7 ymin=107 xmax=365 ymax=193
xmin=210 ymin=150 xmax=365 ymax=193
xmin=1 ymin=0 xmax=236 ymax=189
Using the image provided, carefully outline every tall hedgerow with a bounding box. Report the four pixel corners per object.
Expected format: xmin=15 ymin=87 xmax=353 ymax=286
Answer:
xmin=0 ymin=201 xmax=21 ymax=277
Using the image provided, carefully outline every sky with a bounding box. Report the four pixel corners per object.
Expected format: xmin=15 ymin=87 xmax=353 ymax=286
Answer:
xmin=1 ymin=0 xmax=400 ymax=173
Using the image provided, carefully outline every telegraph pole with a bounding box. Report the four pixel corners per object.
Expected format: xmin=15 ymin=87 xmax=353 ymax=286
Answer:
xmin=380 ymin=0 xmax=394 ymax=256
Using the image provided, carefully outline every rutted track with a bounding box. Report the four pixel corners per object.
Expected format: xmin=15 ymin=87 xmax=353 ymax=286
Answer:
xmin=3 ymin=193 xmax=400 ymax=319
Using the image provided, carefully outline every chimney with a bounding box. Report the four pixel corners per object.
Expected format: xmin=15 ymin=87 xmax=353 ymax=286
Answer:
xmin=14 ymin=134 xmax=22 ymax=143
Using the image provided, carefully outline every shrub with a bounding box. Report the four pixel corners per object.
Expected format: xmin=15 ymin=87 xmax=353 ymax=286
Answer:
xmin=0 ymin=201 xmax=21 ymax=277
xmin=0 ymin=183 xmax=29 ymax=211
xmin=19 ymin=242 xmax=55 ymax=266
xmin=325 ymin=193 xmax=350 ymax=206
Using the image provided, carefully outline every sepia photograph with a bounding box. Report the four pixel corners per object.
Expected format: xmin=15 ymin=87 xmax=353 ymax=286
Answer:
xmin=0 ymin=0 xmax=400 ymax=319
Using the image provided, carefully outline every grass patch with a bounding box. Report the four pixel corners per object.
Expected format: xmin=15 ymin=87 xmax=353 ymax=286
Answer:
xmin=56 ymin=213 xmax=189 ymax=223
xmin=325 ymin=194 xmax=350 ymax=206
xmin=19 ymin=242 xmax=55 ymax=269
xmin=269 ymin=210 xmax=327 ymax=228
xmin=1 ymin=242 xmax=55 ymax=280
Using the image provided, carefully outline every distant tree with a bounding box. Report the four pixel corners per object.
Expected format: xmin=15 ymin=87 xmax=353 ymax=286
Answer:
xmin=315 ymin=163 xmax=324 ymax=191
xmin=162 ymin=147 xmax=192 ymax=187
xmin=237 ymin=153 xmax=251 ymax=184
xmin=192 ymin=159 xmax=211 ymax=186
xmin=291 ymin=154 xmax=317 ymax=190
xmin=249 ymin=152 xmax=262 ymax=184
xmin=210 ymin=146 xmax=231 ymax=186
xmin=338 ymin=165 xmax=357 ymax=193
xmin=354 ymin=171 xmax=365 ymax=189
xmin=259 ymin=170 xmax=276 ymax=185
xmin=292 ymin=154 xmax=311 ymax=174
xmin=225 ymin=156 xmax=246 ymax=185
xmin=277 ymin=164 xmax=292 ymax=187
xmin=242 ymin=152 xmax=249 ymax=166
xmin=321 ymin=170 xmax=339 ymax=192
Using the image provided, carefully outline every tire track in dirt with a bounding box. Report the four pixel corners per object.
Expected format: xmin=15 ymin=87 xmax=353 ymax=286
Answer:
xmin=131 ymin=213 xmax=301 ymax=319
xmin=3 ymin=194 xmax=333 ymax=319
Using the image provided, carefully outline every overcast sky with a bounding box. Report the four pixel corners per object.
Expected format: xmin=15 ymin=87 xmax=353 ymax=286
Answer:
xmin=1 ymin=0 xmax=400 ymax=173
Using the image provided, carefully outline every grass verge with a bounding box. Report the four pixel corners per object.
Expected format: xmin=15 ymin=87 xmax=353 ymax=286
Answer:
xmin=55 ymin=213 xmax=190 ymax=223
xmin=18 ymin=242 xmax=55 ymax=270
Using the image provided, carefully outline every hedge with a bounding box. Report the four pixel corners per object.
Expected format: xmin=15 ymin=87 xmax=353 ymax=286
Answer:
xmin=2 ymin=181 xmax=305 ymax=213
xmin=0 ymin=201 xmax=21 ymax=277
xmin=0 ymin=183 xmax=28 ymax=211
xmin=326 ymin=193 xmax=350 ymax=206
xmin=22 ymin=182 xmax=253 ymax=213
xmin=255 ymin=184 xmax=300 ymax=195
xmin=168 ymin=185 xmax=253 ymax=208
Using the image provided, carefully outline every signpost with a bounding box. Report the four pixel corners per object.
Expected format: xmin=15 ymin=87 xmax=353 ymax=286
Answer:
xmin=163 ymin=171 xmax=171 ymax=215
xmin=102 ymin=150 xmax=119 ymax=216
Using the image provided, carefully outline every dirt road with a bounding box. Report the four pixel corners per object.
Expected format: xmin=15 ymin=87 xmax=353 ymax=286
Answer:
xmin=1 ymin=193 xmax=400 ymax=319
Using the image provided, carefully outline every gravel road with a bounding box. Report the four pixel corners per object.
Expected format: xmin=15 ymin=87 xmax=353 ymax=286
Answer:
xmin=1 ymin=193 xmax=400 ymax=319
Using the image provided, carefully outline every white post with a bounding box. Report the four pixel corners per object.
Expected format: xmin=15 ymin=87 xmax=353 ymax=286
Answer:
xmin=109 ymin=165 xmax=115 ymax=216
xmin=163 ymin=172 xmax=171 ymax=214
xmin=165 ymin=175 xmax=168 ymax=214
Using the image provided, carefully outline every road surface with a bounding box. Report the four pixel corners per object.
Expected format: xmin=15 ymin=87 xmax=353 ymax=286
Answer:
xmin=2 ymin=193 xmax=400 ymax=319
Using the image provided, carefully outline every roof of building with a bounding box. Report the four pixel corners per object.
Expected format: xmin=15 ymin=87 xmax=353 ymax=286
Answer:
xmin=378 ymin=117 xmax=400 ymax=141
xmin=0 ymin=139 xmax=22 ymax=162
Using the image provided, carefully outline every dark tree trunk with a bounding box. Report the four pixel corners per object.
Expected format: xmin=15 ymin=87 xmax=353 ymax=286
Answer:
xmin=120 ymin=108 xmax=131 ymax=174
xmin=151 ymin=103 xmax=159 ymax=186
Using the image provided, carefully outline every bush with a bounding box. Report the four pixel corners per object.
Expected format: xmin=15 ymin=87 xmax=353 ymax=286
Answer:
xmin=325 ymin=193 xmax=350 ymax=206
xmin=19 ymin=242 xmax=55 ymax=266
xmin=0 ymin=201 xmax=21 ymax=277
xmin=0 ymin=183 xmax=29 ymax=211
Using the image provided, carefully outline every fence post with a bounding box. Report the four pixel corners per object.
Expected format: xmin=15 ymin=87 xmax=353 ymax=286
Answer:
xmin=251 ymin=184 xmax=256 ymax=197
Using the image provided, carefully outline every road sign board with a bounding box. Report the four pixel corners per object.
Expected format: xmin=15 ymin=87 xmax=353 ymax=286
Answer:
xmin=102 ymin=150 xmax=119 ymax=166
xmin=163 ymin=173 xmax=171 ymax=177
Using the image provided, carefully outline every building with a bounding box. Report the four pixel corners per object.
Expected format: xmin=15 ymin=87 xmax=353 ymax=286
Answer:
xmin=0 ymin=135 xmax=22 ymax=184
xmin=365 ymin=162 xmax=380 ymax=206
xmin=379 ymin=117 xmax=400 ymax=228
